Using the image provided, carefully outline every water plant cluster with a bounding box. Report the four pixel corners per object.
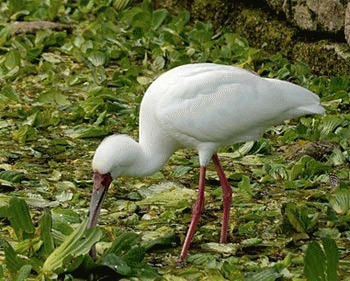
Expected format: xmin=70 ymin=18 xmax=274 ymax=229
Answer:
xmin=0 ymin=0 xmax=349 ymax=280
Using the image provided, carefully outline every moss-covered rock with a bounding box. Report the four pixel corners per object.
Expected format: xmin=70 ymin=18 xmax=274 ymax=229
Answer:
xmin=154 ymin=0 xmax=350 ymax=76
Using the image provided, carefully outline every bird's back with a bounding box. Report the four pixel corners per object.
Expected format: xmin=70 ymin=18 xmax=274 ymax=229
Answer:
xmin=139 ymin=63 xmax=324 ymax=159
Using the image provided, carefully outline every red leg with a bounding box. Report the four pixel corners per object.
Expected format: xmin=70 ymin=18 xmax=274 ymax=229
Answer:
xmin=179 ymin=166 xmax=206 ymax=261
xmin=212 ymin=154 xmax=232 ymax=243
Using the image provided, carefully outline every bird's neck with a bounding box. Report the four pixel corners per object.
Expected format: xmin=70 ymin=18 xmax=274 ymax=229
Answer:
xmin=129 ymin=121 xmax=177 ymax=177
xmin=133 ymin=137 xmax=176 ymax=177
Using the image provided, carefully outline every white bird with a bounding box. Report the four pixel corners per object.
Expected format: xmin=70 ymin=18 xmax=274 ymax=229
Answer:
xmin=87 ymin=63 xmax=325 ymax=261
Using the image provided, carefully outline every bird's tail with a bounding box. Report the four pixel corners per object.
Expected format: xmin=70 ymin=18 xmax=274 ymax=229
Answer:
xmin=265 ymin=78 xmax=325 ymax=115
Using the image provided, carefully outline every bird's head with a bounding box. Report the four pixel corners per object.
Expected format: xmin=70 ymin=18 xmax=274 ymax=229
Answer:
xmin=87 ymin=134 xmax=139 ymax=229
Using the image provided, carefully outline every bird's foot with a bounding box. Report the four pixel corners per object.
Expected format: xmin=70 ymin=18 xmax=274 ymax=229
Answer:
xmin=176 ymin=256 xmax=187 ymax=268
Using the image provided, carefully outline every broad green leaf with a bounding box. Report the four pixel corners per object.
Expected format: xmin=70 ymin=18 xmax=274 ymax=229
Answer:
xmin=320 ymin=115 xmax=343 ymax=139
xmin=201 ymin=242 xmax=237 ymax=255
xmin=0 ymin=170 xmax=26 ymax=183
xmin=8 ymin=197 xmax=35 ymax=240
xmin=238 ymin=175 xmax=252 ymax=197
xmin=246 ymin=268 xmax=282 ymax=281
xmin=4 ymin=49 xmax=21 ymax=70
xmin=0 ymin=26 xmax=11 ymax=47
xmin=0 ymin=205 xmax=9 ymax=217
xmin=322 ymin=237 xmax=339 ymax=281
xmin=122 ymin=246 xmax=146 ymax=266
xmin=88 ymin=51 xmax=106 ymax=67
xmin=39 ymin=208 xmax=55 ymax=257
xmin=288 ymin=155 xmax=329 ymax=180
xmin=132 ymin=11 xmax=152 ymax=31
xmin=172 ymin=165 xmax=192 ymax=177
xmin=283 ymin=202 xmax=318 ymax=234
xmin=15 ymin=264 xmax=32 ymax=281
xmin=142 ymin=232 xmax=176 ymax=251
xmin=329 ymin=189 xmax=350 ymax=215
xmin=304 ymin=238 xmax=340 ymax=281
xmin=42 ymin=220 xmax=102 ymax=276
xmin=68 ymin=127 xmax=109 ymax=139
xmin=12 ymin=125 xmax=37 ymax=143
xmin=102 ymin=253 xmax=132 ymax=276
xmin=16 ymin=237 xmax=42 ymax=255
xmin=105 ymin=232 xmax=141 ymax=256
xmin=152 ymin=9 xmax=168 ymax=30
xmin=137 ymin=183 xmax=195 ymax=207
xmin=0 ymin=86 xmax=21 ymax=103
xmin=329 ymin=76 xmax=349 ymax=93
xmin=2 ymin=239 xmax=24 ymax=273
xmin=113 ymin=0 xmax=132 ymax=11
xmin=304 ymin=241 xmax=326 ymax=281
xmin=37 ymin=91 xmax=70 ymax=105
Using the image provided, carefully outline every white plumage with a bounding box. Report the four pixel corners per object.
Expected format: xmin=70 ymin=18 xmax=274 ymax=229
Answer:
xmin=88 ymin=63 xmax=325 ymax=260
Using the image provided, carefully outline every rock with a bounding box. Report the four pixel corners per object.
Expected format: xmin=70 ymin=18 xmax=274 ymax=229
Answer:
xmin=345 ymin=3 xmax=350 ymax=45
xmin=9 ymin=21 xmax=72 ymax=35
xmin=317 ymin=0 xmax=344 ymax=32
xmin=154 ymin=0 xmax=350 ymax=75
xmin=267 ymin=0 xmax=345 ymax=33
xmin=293 ymin=4 xmax=317 ymax=30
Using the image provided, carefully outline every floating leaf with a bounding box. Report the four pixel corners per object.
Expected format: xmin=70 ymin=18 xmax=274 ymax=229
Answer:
xmin=68 ymin=127 xmax=109 ymax=139
xmin=137 ymin=182 xmax=196 ymax=207
xmin=201 ymin=242 xmax=237 ymax=255
xmin=37 ymin=91 xmax=70 ymax=105
xmin=245 ymin=268 xmax=282 ymax=281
